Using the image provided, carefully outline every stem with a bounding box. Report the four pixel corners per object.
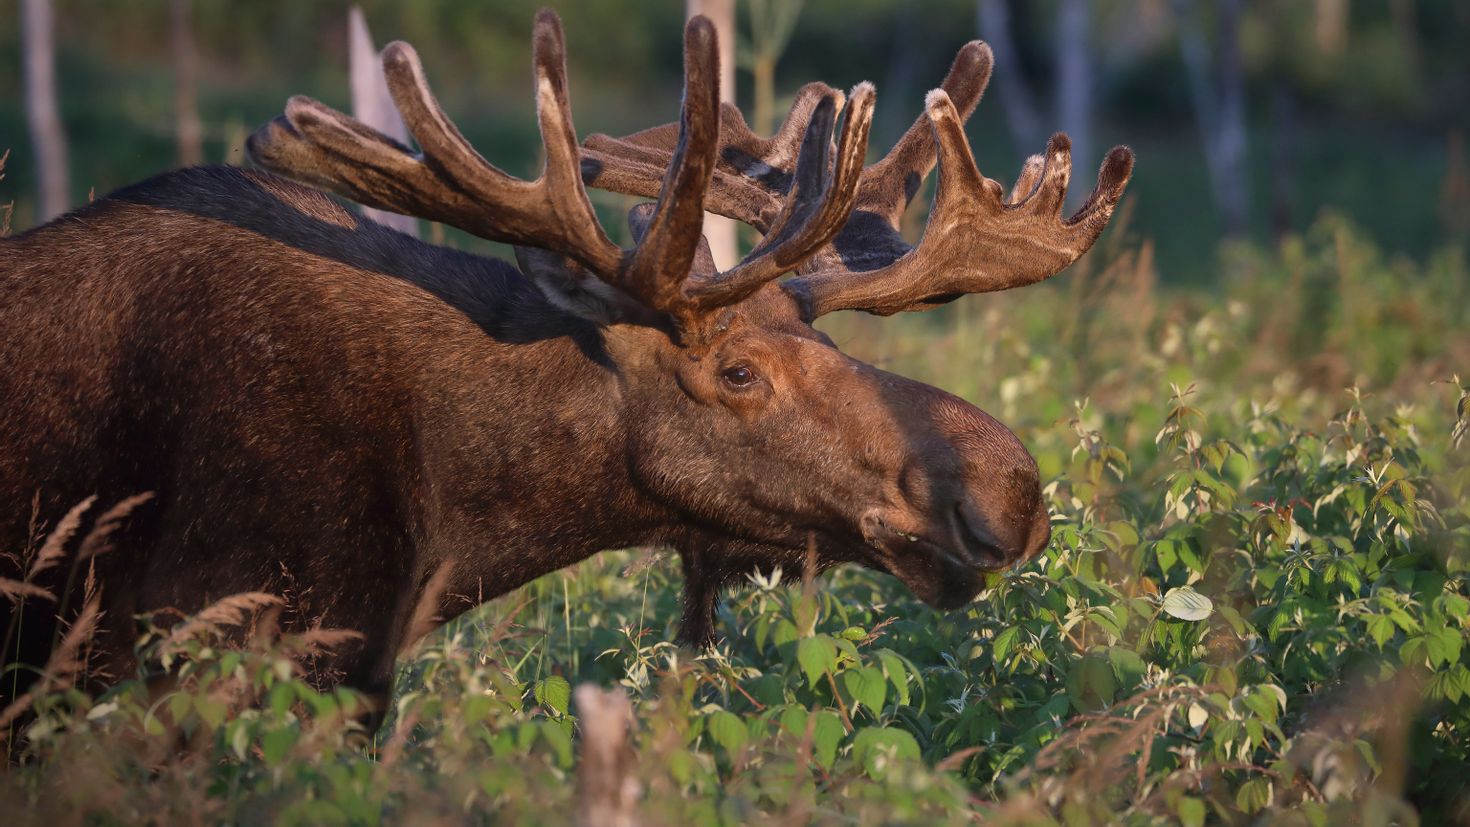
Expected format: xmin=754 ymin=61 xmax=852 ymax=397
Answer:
xmin=753 ymin=56 xmax=776 ymax=137
xmin=824 ymin=671 xmax=854 ymax=731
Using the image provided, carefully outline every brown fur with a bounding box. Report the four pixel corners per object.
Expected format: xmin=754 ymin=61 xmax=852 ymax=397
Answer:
xmin=0 ymin=166 xmax=1049 ymax=713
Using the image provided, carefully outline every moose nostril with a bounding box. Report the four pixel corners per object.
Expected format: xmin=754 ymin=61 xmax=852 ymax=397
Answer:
xmin=1022 ymin=507 xmax=1052 ymax=561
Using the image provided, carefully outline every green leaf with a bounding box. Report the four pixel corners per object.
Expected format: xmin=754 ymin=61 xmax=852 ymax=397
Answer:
xmin=1176 ymin=796 xmax=1206 ymax=827
xmin=1073 ymin=652 xmax=1119 ymax=712
xmin=1161 ymin=586 xmax=1214 ymax=621
xmin=810 ymin=711 xmax=846 ymax=770
xmin=1155 ymin=540 xmax=1179 ymax=575
xmin=534 ymin=676 xmax=572 ymax=716
xmin=1108 ymin=647 xmax=1147 ymax=688
xmin=261 ymin=726 xmax=298 ymax=766
xmin=227 ymin=720 xmax=250 ymax=760
xmin=1217 ymin=605 xmax=1249 ymax=636
xmin=1235 ymin=778 xmax=1272 ymax=813
xmin=772 ymin=619 xmax=799 ymax=650
xmin=992 ymin=626 xmax=1022 ymax=665
xmin=1177 ymin=542 xmax=1204 ymax=574
xmin=707 ymin=709 xmax=748 ymax=754
xmin=1427 ymin=669 xmax=1462 ymax=702
xmin=1035 ymin=694 xmax=1070 ymax=725
xmin=142 ymin=714 xmax=166 ymax=737
xmin=540 ymin=719 xmax=574 ymax=767
xmin=268 ymin=682 xmax=294 ymax=716
xmin=1242 ymin=687 xmax=1280 ymax=724
xmin=841 ymin=667 xmax=887 ymax=715
xmin=1454 ymin=665 xmax=1470 ymax=700
xmin=778 ymin=706 xmax=808 ymax=738
xmin=852 ymin=727 xmax=921 ymax=779
xmin=167 ymin=692 xmax=192 ymax=723
xmin=1355 ymin=738 xmax=1381 ymax=775
xmin=194 ymin=696 xmax=227 ymax=730
xmin=1427 ymin=624 xmax=1463 ymax=667
xmin=796 ymin=635 xmax=838 ymax=690
xmin=877 ymin=651 xmax=911 ymax=707
xmin=747 ymin=673 xmax=786 ymax=708
xmin=1299 ymin=801 xmax=1329 ymax=827
xmin=1366 ymin=614 xmax=1395 ymax=648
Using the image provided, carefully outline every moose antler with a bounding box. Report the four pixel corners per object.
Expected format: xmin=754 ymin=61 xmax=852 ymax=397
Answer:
xmin=248 ymin=10 xmax=873 ymax=324
xmin=582 ymin=40 xmax=1135 ymax=319
xmin=248 ymin=10 xmax=706 ymax=315
xmin=583 ymin=81 xmax=845 ymax=234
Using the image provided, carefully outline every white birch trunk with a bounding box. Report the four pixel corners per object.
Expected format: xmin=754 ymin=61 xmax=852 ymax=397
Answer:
xmin=686 ymin=0 xmax=738 ymax=269
xmin=1054 ymin=0 xmax=1092 ymax=214
xmin=172 ymin=0 xmax=204 ymax=167
xmin=975 ymin=0 xmax=1044 ymax=153
xmin=21 ymin=0 xmax=69 ymax=222
xmin=349 ymin=6 xmax=419 ymax=237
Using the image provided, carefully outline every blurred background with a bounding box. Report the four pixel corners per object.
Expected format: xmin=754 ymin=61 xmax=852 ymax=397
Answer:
xmin=2 ymin=0 xmax=1469 ymax=285
xmin=3 ymin=7 xmax=1469 ymax=820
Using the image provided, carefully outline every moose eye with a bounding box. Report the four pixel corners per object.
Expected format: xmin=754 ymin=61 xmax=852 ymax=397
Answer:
xmin=720 ymin=364 xmax=757 ymax=387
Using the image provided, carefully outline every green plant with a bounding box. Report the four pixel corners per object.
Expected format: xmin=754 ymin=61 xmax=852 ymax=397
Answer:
xmin=3 ymin=217 xmax=1468 ymax=825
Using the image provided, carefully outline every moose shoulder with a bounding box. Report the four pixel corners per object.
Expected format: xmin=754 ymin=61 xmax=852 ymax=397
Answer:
xmin=0 ymin=11 xmax=1131 ymax=712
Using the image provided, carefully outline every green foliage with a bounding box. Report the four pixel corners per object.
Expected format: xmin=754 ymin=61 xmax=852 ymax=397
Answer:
xmin=3 ymin=219 xmax=1469 ymax=824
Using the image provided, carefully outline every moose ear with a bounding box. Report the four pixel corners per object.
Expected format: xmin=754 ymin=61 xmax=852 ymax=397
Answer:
xmin=514 ymin=246 xmax=660 ymax=326
xmin=626 ymin=202 xmax=720 ymax=277
xmin=518 ymin=202 xmax=721 ymax=327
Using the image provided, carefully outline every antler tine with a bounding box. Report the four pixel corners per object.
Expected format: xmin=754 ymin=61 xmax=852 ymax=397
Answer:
xmin=250 ymin=10 xmax=732 ymax=319
xmin=684 ymin=83 xmax=875 ymax=310
xmin=788 ymin=90 xmax=1135 ymax=318
xmin=619 ymin=14 xmax=722 ymax=314
xmin=855 ymin=41 xmax=994 ymax=226
xmin=582 ymin=81 xmax=842 ymax=233
xmin=249 ymin=12 xmax=626 ymax=278
xmin=247 ymin=106 xmax=425 ymax=206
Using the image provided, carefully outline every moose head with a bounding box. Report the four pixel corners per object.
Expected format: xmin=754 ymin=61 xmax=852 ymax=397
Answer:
xmin=246 ymin=10 xmax=1132 ymax=645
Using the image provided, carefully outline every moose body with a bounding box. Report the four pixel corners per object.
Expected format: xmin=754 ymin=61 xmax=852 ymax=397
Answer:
xmin=1 ymin=167 xmax=670 ymax=700
xmin=1 ymin=11 xmax=1132 ymax=713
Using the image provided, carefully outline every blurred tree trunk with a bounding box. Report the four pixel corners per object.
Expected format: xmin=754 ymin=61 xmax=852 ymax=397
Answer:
xmin=975 ymin=0 xmax=1044 ymax=153
xmin=348 ymin=6 xmax=418 ymax=237
xmin=21 ymin=0 xmax=69 ymax=222
xmin=573 ymin=685 xmax=638 ymax=827
xmin=686 ymin=0 xmax=737 ymax=269
xmin=880 ymin=8 xmax=921 ymax=149
xmin=1269 ymin=88 xmax=1297 ymax=240
xmin=741 ymin=0 xmax=801 ymax=137
xmin=978 ymin=0 xmax=1096 ymax=210
xmin=1054 ymin=0 xmax=1092 ymax=213
xmin=171 ymin=0 xmax=204 ymax=168
xmin=1442 ymin=132 xmax=1470 ymax=242
xmin=1313 ymin=0 xmax=1347 ymax=53
xmin=1172 ymin=0 xmax=1249 ymax=238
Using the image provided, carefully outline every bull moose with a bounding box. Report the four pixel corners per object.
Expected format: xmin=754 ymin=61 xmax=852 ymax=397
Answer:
xmin=0 ymin=10 xmax=1132 ymax=714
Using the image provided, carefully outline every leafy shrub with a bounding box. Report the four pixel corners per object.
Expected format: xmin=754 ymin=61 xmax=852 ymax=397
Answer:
xmin=2 ymin=218 xmax=1467 ymax=825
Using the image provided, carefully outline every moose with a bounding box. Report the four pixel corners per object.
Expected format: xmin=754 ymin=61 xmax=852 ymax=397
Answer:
xmin=0 ymin=10 xmax=1132 ymax=714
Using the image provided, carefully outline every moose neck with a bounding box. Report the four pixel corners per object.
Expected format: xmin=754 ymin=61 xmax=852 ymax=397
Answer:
xmin=392 ymin=263 xmax=683 ymax=615
xmin=110 ymin=168 xmax=687 ymax=618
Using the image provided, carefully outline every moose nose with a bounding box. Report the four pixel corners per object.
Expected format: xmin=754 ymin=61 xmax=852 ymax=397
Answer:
xmin=1004 ymin=465 xmax=1052 ymax=565
xmin=954 ymin=501 xmax=1049 ymax=570
xmin=951 ymin=462 xmax=1050 ymax=569
xmin=1021 ymin=503 xmax=1052 ymax=562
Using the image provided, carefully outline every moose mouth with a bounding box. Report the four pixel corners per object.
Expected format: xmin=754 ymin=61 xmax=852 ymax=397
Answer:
xmin=859 ymin=506 xmax=1011 ymax=610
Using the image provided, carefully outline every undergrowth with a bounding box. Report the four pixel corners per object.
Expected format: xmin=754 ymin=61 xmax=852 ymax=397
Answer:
xmin=2 ymin=216 xmax=1468 ymax=825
